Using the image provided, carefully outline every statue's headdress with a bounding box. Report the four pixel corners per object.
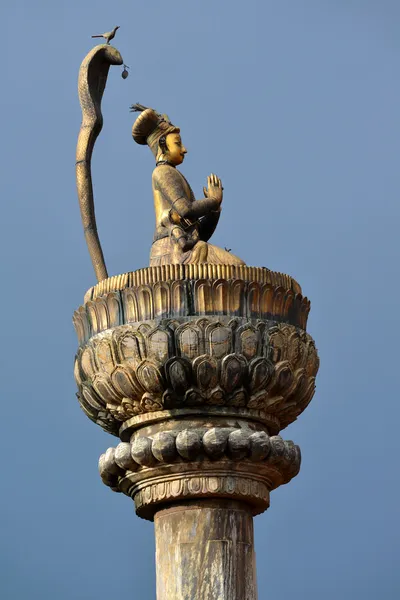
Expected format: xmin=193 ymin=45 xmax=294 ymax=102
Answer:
xmin=131 ymin=103 xmax=180 ymax=158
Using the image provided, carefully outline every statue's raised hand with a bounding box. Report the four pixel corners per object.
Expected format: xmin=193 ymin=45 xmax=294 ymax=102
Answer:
xmin=203 ymin=173 xmax=223 ymax=206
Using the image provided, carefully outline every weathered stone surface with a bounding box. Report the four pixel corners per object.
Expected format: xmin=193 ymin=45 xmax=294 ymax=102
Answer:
xmin=151 ymin=432 xmax=177 ymax=463
xmin=103 ymin=448 xmax=120 ymax=475
xmin=176 ymin=430 xmax=202 ymax=460
xmin=249 ymin=431 xmax=271 ymax=461
xmin=115 ymin=442 xmax=137 ymax=471
xmin=202 ymin=427 xmax=230 ymax=459
xmin=131 ymin=437 xmax=156 ymax=467
xmin=228 ymin=430 xmax=250 ymax=460
xmin=75 ymin=317 xmax=318 ymax=436
xmin=155 ymin=501 xmax=257 ymax=600
xmin=98 ymin=425 xmax=301 ymax=519
xmin=98 ymin=449 xmax=121 ymax=491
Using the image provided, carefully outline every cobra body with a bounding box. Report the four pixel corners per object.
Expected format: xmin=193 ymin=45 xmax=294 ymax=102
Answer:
xmin=76 ymin=44 xmax=123 ymax=281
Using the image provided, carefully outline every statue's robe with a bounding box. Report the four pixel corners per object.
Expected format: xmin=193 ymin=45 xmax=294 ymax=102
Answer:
xmin=150 ymin=164 xmax=245 ymax=266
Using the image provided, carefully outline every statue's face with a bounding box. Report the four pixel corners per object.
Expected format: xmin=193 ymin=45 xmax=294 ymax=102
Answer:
xmin=166 ymin=133 xmax=187 ymax=166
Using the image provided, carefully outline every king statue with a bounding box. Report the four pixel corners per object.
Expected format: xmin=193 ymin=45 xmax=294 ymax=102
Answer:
xmin=131 ymin=104 xmax=245 ymax=267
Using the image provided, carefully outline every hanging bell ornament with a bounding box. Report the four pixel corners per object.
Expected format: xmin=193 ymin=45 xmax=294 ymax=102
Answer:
xmin=122 ymin=65 xmax=130 ymax=79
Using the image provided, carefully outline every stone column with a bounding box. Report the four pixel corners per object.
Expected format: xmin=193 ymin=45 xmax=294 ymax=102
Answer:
xmin=73 ymin=265 xmax=319 ymax=599
xmin=155 ymin=500 xmax=257 ymax=600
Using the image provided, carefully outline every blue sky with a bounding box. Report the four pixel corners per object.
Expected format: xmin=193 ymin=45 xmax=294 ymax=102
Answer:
xmin=1 ymin=1 xmax=399 ymax=598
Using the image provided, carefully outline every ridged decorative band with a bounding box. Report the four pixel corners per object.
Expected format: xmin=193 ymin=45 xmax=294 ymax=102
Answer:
xmin=84 ymin=265 xmax=302 ymax=303
xmin=130 ymin=472 xmax=271 ymax=519
xmin=74 ymin=280 xmax=310 ymax=346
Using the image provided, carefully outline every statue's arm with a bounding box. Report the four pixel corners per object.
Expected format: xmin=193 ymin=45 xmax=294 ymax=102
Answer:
xmin=174 ymin=196 xmax=220 ymax=220
xmin=154 ymin=167 xmax=221 ymax=221
xmin=195 ymin=174 xmax=223 ymax=240
xmin=197 ymin=211 xmax=221 ymax=242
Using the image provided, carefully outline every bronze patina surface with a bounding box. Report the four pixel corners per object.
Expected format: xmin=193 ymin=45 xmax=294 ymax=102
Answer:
xmin=73 ymin=41 xmax=319 ymax=600
xmin=131 ymin=104 xmax=244 ymax=267
xmin=76 ymin=44 xmax=123 ymax=281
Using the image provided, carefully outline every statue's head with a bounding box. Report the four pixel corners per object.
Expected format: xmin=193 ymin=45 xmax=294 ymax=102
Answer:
xmin=158 ymin=132 xmax=187 ymax=166
xmin=131 ymin=105 xmax=186 ymax=165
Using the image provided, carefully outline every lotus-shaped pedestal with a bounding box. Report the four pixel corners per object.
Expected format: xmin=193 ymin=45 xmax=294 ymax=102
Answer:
xmin=73 ymin=265 xmax=319 ymax=519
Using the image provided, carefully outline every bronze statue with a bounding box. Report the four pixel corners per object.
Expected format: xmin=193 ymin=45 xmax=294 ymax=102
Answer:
xmin=131 ymin=104 xmax=245 ymax=267
xmin=76 ymin=46 xmax=244 ymax=283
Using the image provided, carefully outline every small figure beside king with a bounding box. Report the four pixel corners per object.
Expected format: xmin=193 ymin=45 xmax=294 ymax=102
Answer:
xmin=131 ymin=105 xmax=245 ymax=267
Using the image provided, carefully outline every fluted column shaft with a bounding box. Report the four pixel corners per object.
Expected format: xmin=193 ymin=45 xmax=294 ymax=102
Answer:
xmin=154 ymin=500 xmax=257 ymax=600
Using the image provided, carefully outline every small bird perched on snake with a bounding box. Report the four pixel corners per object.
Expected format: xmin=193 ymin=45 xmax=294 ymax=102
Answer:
xmin=91 ymin=26 xmax=120 ymax=45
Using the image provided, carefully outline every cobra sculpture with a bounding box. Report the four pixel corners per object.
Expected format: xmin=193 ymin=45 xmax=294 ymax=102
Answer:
xmin=76 ymin=44 xmax=123 ymax=282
